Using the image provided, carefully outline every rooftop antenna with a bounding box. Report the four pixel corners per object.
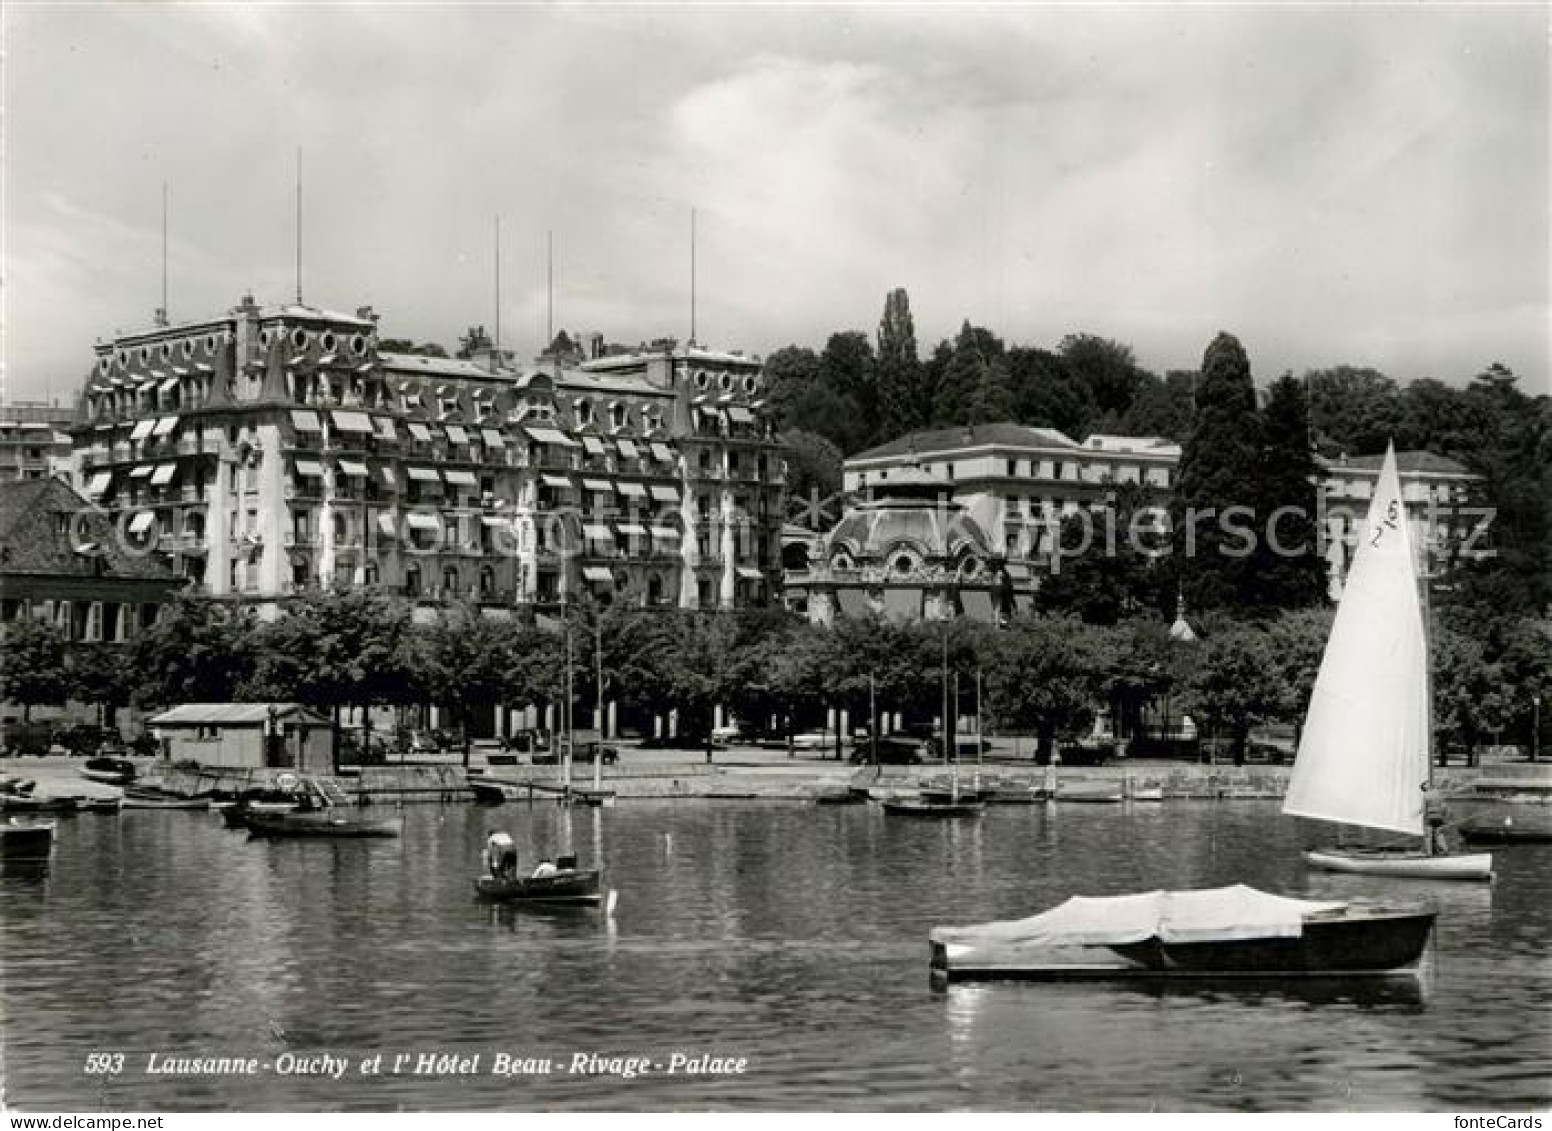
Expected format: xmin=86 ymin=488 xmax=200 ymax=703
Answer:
xmin=155 ymin=182 xmax=170 ymax=327
xmin=294 ymin=147 xmax=304 ymax=305
xmin=689 ymin=206 xmax=697 ymax=347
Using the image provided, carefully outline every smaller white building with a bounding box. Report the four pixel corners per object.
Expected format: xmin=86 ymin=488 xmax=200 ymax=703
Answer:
xmin=149 ymin=702 xmax=333 ymax=773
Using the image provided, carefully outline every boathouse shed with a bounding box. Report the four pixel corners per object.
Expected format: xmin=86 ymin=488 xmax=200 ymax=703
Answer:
xmin=147 ymin=702 xmax=333 ymax=773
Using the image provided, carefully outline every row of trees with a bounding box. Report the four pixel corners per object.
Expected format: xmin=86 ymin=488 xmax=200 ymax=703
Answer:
xmin=5 ymin=590 xmax=1547 ymax=767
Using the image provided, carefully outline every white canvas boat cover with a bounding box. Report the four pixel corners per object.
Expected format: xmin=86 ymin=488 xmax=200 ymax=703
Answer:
xmin=933 ymin=886 xmax=1347 ymax=949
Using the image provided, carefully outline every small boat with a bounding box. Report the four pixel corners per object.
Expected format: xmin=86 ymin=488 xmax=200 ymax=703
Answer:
xmin=882 ymin=798 xmax=984 ymax=818
xmin=469 ymin=779 xmax=529 ymax=804
xmin=75 ymin=796 xmax=123 ymax=814
xmin=0 ymin=818 xmax=55 ymax=858
xmin=1129 ymin=785 xmax=1166 ymax=802
xmin=1285 ymin=445 xmax=1492 ymax=882
xmin=241 ymin=808 xmax=402 ymax=838
xmin=930 ymin=885 xmax=1435 ymax=982
xmin=121 ymin=788 xmax=210 ymax=810
xmin=814 ymin=786 xmax=867 ymax=806
xmin=0 ymin=793 xmax=78 ymax=814
xmin=1457 ymin=813 xmax=1552 ymax=845
xmin=474 ymin=868 xmax=602 ymax=905
xmin=1054 ymin=781 xmax=1124 ymax=804
xmin=80 ymin=758 xmax=138 ymax=787
xmin=220 ymin=799 xmax=299 ymax=828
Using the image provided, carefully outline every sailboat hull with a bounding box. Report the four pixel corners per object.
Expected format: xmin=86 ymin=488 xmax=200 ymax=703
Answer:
xmin=1305 ymin=847 xmax=1492 ymax=882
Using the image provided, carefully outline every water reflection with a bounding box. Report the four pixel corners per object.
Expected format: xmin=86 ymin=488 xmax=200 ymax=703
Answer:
xmin=2 ymin=799 xmax=1548 ymax=1111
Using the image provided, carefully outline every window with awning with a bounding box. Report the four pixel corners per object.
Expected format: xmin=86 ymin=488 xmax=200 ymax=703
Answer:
xmin=130 ymin=420 xmax=156 ymax=441
xmin=337 ymin=460 xmax=369 ymax=478
xmin=127 ymin=512 xmax=157 ymax=535
xmin=582 ymin=524 xmax=615 ymax=542
xmin=650 ymin=525 xmax=680 ymax=542
xmin=376 ymin=513 xmax=398 ymax=535
xmin=616 ymin=439 xmax=640 ymax=459
xmin=649 ymin=485 xmax=680 ymax=503
xmin=650 ymin=442 xmax=675 ymax=463
xmin=736 ymin=566 xmax=765 ymax=581
xmin=726 ymin=406 xmax=755 ymax=424
xmin=444 ymin=424 xmax=470 ymax=444
xmin=407 ymin=423 xmax=434 ymax=442
xmin=526 ymin=426 xmax=577 ymax=447
xmin=150 ymin=464 xmax=178 ymax=486
xmin=616 ymin=522 xmax=649 ymax=537
xmin=152 ymin=416 xmax=179 ymax=436
xmin=405 ymin=467 xmax=441 ymax=482
xmin=481 ymin=428 xmax=505 ymax=448
xmin=540 ymin=474 xmax=572 ymax=489
xmin=291 ymin=410 xmax=323 ymax=432
xmin=375 ymin=418 xmax=400 ymax=442
xmin=158 ymin=378 xmax=180 ymax=392
xmin=331 ymin=410 xmax=374 ymax=434
xmin=617 ymin=482 xmax=648 ymax=499
xmin=129 ymin=464 xmax=155 ymax=479
xmin=582 ymin=566 xmax=615 ymax=583
xmin=405 ymin=513 xmax=441 ymax=531
xmin=84 ymin=471 xmax=113 ymax=496
xmin=444 ymin=469 xmax=479 ymax=487
xmin=378 ymin=466 xmax=397 ymax=488
xmin=294 ymin=460 xmax=325 ymax=478
xmin=581 ymin=479 xmax=612 ymax=494
xmin=581 ymin=436 xmax=606 ymax=456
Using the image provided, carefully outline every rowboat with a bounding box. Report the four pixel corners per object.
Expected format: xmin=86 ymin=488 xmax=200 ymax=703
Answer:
xmin=0 ymin=794 xmax=78 ymax=815
xmin=219 ymin=799 xmax=298 ymax=829
xmin=1457 ymin=812 xmax=1552 ymax=846
xmin=80 ymin=758 xmax=138 ymax=787
xmin=930 ymin=885 xmax=1435 ymax=982
xmin=469 ymin=779 xmax=529 ymax=804
xmin=1054 ymin=782 xmax=1124 ymax=804
xmin=882 ymin=798 xmax=984 ymax=818
xmin=1284 ymin=445 xmax=1492 ymax=882
xmin=121 ymin=789 xmax=210 ymax=810
xmin=474 ymin=868 xmax=602 ymax=905
xmin=242 ymin=809 xmax=402 ymax=838
xmin=0 ymin=818 xmax=55 ymax=859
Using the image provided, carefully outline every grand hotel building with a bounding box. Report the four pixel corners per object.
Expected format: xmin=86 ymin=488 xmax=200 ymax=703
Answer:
xmin=71 ymin=295 xmax=786 ymax=618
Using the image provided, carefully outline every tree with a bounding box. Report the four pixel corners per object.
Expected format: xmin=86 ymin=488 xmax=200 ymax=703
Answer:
xmin=1305 ymin=366 xmax=1400 ymax=456
xmin=1251 ymin=372 xmax=1327 ymax=610
xmin=782 ymin=429 xmax=844 ymax=508
xmin=932 ymin=321 xmax=1005 ymax=426
xmin=818 ymin=331 xmax=879 ymax=452
xmin=968 ymin=355 xmax=1015 ymax=425
xmin=764 ymin=345 xmax=823 ymax=429
xmin=130 ymin=598 xmax=256 ymax=707
xmin=417 ymin=604 xmax=524 ymax=766
xmin=656 ymin=610 xmax=746 ymax=762
xmin=1006 ymin=346 xmax=1095 ymax=438
xmin=1 ymin=619 xmax=69 ymax=722
xmin=1058 ymin=334 xmax=1147 ymax=418
xmin=67 ymin=644 xmax=134 ymax=729
xmin=983 ymin=616 xmax=1105 ymax=762
xmin=1119 ymin=370 xmax=1195 ymax=440
xmin=456 ymin=326 xmax=494 ymax=359
xmin=1040 ymin=482 xmax=1171 ymax=625
xmin=876 ymin=288 xmax=930 ymax=439
xmin=1182 ymin=623 xmax=1285 ymax=765
xmin=1433 ymin=622 xmax=1511 ymax=766
xmin=1171 ymin=332 xmax=1266 ymax=613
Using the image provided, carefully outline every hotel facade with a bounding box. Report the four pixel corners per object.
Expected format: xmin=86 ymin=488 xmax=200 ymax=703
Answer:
xmin=70 ymin=295 xmax=787 ymax=619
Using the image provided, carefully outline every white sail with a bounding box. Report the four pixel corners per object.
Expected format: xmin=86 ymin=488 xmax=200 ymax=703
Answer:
xmin=1283 ymin=445 xmax=1429 ymax=837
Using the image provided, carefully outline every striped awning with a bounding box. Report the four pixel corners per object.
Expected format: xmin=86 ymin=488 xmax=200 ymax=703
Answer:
xmin=332 ymin=410 xmax=374 ymax=434
xmin=526 ymin=426 xmax=577 ymax=447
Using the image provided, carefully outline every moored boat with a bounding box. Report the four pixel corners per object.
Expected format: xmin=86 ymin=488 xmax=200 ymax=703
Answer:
xmin=929 ymin=884 xmax=1435 ymax=982
xmin=1054 ymin=781 xmax=1124 ymax=804
xmin=0 ymin=793 xmax=78 ymax=814
xmin=883 ymin=798 xmax=984 ymax=818
xmin=0 ymin=818 xmax=56 ymax=858
xmin=80 ymin=757 xmax=138 ymax=787
xmin=469 ymin=778 xmax=528 ymax=804
xmin=219 ymin=799 xmax=299 ymax=828
xmin=241 ymin=809 xmax=402 ymax=838
xmin=121 ymin=788 xmax=210 ymax=810
xmin=1457 ymin=812 xmax=1552 ymax=846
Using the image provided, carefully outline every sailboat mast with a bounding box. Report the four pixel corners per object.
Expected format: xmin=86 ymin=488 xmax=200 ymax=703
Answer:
xmin=1421 ymin=535 xmax=1438 ymax=853
xmin=593 ymin=612 xmax=603 ymax=792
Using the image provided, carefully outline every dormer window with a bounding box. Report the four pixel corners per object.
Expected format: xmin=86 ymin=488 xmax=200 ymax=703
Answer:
xmin=574 ymin=398 xmax=593 ymax=427
xmin=610 ymin=402 xmax=627 ymax=431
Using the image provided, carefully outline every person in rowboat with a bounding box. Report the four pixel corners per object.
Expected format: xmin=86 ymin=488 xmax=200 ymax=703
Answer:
xmin=530 ymin=858 xmax=558 ymax=879
xmin=485 ymin=831 xmax=518 ymax=880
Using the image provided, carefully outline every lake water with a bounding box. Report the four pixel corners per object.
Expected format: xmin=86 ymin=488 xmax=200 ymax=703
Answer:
xmin=3 ymin=799 xmax=1548 ymax=1111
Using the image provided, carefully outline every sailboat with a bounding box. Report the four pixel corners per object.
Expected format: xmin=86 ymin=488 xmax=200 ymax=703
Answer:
xmin=1283 ymin=444 xmax=1492 ymax=882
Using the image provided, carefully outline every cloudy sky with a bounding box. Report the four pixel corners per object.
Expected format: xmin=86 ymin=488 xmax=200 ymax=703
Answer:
xmin=5 ymin=3 xmax=1548 ymax=404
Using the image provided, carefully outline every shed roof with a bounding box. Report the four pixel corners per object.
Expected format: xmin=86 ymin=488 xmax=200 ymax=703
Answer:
xmin=149 ymin=703 xmax=331 ymax=727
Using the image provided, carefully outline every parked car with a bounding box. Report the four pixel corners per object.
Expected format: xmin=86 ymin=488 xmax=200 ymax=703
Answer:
xmin=850 ymin=735 xmax=928 ymax=765
xmin=789 ymin=731 xmax=835 ymax=752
